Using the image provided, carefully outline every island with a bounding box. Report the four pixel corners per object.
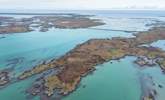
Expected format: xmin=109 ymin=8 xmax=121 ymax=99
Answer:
xmin=0 ymin=14 xmax=105 ymax=34
xmin=17 ymin=26 xmax=165 ymax=100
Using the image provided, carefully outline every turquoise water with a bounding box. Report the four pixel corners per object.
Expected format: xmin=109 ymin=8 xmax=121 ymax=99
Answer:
xmin=142 ymin=66 xmax=165 ymax=100
xmin=0 ymin=28 xmax=134 ymax=100
xmin=0 ymin=11 xmax=165 ymax=100
xmin=0 ymin=77 xmax=36 ymax=100
xmin=63 ymin=56 xmax=165 ymax=100
xmin=0 ymin=29 xmax=132 ymax=73
xmin=63 ymin=57 xmax=141 ymax=100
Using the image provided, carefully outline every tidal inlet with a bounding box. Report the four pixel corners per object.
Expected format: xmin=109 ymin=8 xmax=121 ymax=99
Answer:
xmin=1 ymin=1 xmax=165 ymax=100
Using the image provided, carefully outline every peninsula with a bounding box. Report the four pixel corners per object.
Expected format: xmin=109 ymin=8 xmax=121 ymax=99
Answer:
xmin=18 ymin=27 xmax=165 ymax=100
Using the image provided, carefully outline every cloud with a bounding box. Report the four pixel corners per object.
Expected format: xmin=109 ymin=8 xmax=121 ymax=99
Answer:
xmin=0 ymin=0 xmax=165 ymax=9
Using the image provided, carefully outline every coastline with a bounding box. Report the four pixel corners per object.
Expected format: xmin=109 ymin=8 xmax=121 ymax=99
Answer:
xmin=0 ymin=15 xmax=105 ymax=34
xmin=0 ymin=11 xmax=165 ymax=100
xmin=16 ymin=26 xmax=165 ymax=99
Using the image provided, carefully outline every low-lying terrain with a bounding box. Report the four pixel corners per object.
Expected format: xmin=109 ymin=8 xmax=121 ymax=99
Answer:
xmin=0 ymin=14 xmax=105 ymax=34
xmin=16 ymin=27 xmax=165 ymax=100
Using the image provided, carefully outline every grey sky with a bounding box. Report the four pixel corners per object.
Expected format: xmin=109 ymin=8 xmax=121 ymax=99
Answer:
xmin=0 ymin=0 xmax=165 ymax=10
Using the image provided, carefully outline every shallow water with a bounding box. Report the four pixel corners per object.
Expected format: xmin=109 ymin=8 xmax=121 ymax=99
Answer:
xmin=0 ymin=11 xmax=165 ymax=100
xmin=0 ymin=28 xmax=133 ymax=100
xmin=63 ymin=57 xmax=141 ymax=100
xmin=63 ymin=56 xmax=165 ymax=100
xmin=142 ymin=66 xmax=165 ymax=100
xmin=151 ymin=40 xmax=165 ymax=50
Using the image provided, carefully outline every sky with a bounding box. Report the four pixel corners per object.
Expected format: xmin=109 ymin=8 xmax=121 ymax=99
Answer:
xmin=0 ymin=0 xmax=165 ymax=10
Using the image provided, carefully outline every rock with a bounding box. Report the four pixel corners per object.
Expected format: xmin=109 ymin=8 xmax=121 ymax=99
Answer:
xmin=0 ymin=71 xmax=9 ymax=86
xmin=158 ymin=84 xmax=163 ymax=88
xmin=134 ymin=56 xmax=156 ymax=67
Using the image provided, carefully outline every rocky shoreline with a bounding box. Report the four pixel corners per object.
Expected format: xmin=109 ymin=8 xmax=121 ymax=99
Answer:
xmin=15 ymin=26 xmax=165 ymax=99
xmin=134 ymin=56 xmax=157 ymax=67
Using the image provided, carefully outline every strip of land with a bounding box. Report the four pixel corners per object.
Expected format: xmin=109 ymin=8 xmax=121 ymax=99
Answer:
xmin=17 ymin=27 xmax=165 ymax=100
xmin=0 ymin=15 xmax=105 ymax=34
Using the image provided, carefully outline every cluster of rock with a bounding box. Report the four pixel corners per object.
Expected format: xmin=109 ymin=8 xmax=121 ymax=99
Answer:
xmin=134 ymin=56 xmax=157 ymax=67
xmin=0 ymin=71 xmax=9 ymax=86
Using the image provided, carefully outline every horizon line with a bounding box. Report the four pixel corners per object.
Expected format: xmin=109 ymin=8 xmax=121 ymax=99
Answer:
xmin=0 ymin=8 xmax=165 ymax=11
